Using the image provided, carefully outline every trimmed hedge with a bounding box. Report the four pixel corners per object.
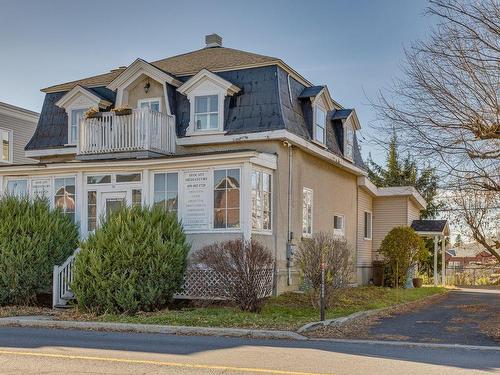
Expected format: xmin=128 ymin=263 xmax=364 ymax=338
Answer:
xmin=0 ymin=195 xmax=79 ymax=305
xmin=72 ymin=205 xmax=190 ymax=314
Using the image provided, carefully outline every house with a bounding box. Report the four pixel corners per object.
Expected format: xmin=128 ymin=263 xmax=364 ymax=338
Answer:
xmin=0 ymin=34 xmax=434 ymax=294
xmin=0 ymin=102 xmax=38 ymax=165
xmin=446 ymin=243 xmax=497 ymax=269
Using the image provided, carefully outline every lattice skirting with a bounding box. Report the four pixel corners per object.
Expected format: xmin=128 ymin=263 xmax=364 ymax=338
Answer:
xmin=174 ymin=268 xmax=274 ymax=300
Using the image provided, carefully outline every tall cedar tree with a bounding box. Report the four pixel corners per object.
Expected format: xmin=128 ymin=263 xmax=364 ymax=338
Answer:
xmin=367 ymin=133 xmax=442 ymax=219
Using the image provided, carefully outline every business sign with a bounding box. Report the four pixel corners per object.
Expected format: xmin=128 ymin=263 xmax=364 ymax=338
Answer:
xmin=31 ymin=178 xmax=51 ymax=199
xmin=182 ymin=170 xmax=210 ymax=230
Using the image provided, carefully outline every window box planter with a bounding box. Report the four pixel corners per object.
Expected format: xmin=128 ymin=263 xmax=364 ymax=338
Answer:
xmin=86 ymin=111 xmax=103 ymax=119
xmin=113 ymin=108 xmax=132 ymax=116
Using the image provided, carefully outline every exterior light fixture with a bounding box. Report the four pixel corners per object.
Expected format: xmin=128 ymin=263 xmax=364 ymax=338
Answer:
xmin=144 ymin=79 xmax=150 ymax=93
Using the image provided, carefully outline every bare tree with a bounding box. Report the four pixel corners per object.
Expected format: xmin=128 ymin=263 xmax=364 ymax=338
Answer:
xmin=450 ymin=187 xmax=500 ymax=263
xmin=372 ymin=0 xmax=500 ymax=192
xmin=295 ymin=233 xmax=352 ymax=308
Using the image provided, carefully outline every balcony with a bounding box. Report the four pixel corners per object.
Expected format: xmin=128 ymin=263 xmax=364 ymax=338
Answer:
xmin=78 ymin=109 xmax=176 ymax=157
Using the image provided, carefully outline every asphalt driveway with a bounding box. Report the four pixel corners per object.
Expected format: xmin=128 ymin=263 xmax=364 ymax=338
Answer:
xmin=367 ymin=288 xmax=499 ymax=346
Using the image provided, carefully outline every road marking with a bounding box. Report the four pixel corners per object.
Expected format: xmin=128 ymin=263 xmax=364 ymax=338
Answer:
xmin=0 ymin=349 xmax=331 ymax=375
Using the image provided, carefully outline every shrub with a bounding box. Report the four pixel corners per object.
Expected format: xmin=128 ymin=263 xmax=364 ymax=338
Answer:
xmin=191 ymin=239 xmax=274 ymax=312
xmin=379 ymin=226 xmax=428 ymax=288
xmin=0 ymin=195 xmax=79 ymax=305
xmin=72 ymin=205 xmax=190 ymax=314
xmin=295 ymin=232 xmax=352 ymax=308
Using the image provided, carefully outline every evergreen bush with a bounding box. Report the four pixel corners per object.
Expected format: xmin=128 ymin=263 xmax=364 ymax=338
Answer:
xmin=0 ymin=195 xmax=79 ymax=305
xmin=72 ymin=205 xmax=190 ymax=314
xmin=379 ymin=226 xmax=428 ymax=288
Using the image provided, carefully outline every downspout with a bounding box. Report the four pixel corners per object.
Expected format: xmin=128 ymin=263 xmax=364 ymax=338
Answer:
xmin=285 ymin=141 xmax=293 ymax=286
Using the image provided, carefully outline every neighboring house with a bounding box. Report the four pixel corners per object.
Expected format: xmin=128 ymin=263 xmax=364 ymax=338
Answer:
xmin=0 ymin=34 xmax=433 ymax=293
xmin=0 ymin=102 xmax=38 ymax=165
xmin=446 ymin=243 xmax=497 ymax=269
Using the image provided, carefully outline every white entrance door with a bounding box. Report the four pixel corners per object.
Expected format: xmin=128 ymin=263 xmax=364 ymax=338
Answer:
xmin=100 ymin=191 xmax=127 ymax=222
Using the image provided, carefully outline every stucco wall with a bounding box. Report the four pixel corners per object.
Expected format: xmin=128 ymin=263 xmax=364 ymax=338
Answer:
xmin=357 ymin=188 xmax=373 ymax=284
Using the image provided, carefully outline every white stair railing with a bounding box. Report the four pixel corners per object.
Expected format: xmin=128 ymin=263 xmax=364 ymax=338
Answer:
xmin=52 ymin=248 xmax=80 ymax=308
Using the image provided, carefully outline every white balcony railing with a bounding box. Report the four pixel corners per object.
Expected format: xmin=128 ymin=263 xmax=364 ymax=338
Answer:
xmin=79 ymin=109 xmax=176 ymax=155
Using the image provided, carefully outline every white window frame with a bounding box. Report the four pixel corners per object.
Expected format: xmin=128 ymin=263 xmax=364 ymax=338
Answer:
xmin=152 ymin=171 xmax=179 ymax=216
xmin=313 ymin=105 xmax=326 ymax=145
xmin=5 ymin=177 xmax=29 ymax=197
xmin=137 ymin=97 xmax=162 ymax=112
xmin=364 ymin=211 xmax=372 ymax=240
xmin=186 ymin=85 xmax=226 ymax=136
xmin=333 ymin=214 xmax=345 ymax=237
xmin=213 ymin=167 xmax=241 ymax=230
xmin=251 ymin=168 xmax=273 ymax=233
xmin=302 ymin=187 xmax=313 ymax=237
xmin=344 ymin=122 xmax=355 ymax=161
xmin=67 ymin=106 xmax=88 ymax=146
xmin=193 ymin=94 xmax=220 ymax=132
xmin=0 ymin=128 xmax=13 ymax=164
xmin=54 ymin=176 xmax=77 ymax=222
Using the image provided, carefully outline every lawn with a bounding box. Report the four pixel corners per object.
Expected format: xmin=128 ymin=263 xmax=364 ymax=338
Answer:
xmin=69 ymin=286 xmax=447 ymax=331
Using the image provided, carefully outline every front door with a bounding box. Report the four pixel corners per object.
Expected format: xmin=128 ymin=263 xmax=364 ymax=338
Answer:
xmin=100 ymin=191 xmax=127 ymax=222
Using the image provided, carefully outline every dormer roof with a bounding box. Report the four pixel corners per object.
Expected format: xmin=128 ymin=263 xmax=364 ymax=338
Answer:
xmin=177 ymin=69 xmax=241 ymax=96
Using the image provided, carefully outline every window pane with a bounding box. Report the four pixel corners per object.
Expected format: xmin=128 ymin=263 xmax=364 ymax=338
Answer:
xmin=227 ymin=169 xmax=240 ymax=187
xmin=87 ymin=175 xmax=111 ymax=184
xmin=214 ymin=170 xmax=227 ymax=189
xmin=150 ymin=101 xmax=160 ymax=112
xmin=154 ymin=173 xmax=166 ymax=192
xmin=132 ymin=189 xmax=142 ymax=206
xmin=316 ymin=107 xmax=326 ymax=125
xmin=2 ymin=130 xmax=10 ymax=162
xmin=209 ymin=113 xmax=218 ymax=129
xmin=116 ymin=173 xmax=141 ymax=183
xmin=315 ymin=125 xmax=324 ymax=143
xmin=226 ymin=209 xmax=240 ymax=228
xmin=226 ymin=189 xmax=240 ymax=209
xmin=7 ymin=180 xmax=28 ymax=197
xmin=195 ymin=114 xmax=208 ymax=130
xmin=214 ymin=190 xmax=226 ymax=209
xmin=251 ymin=170 xmax=272 ymax=231
xmin=195 ymin=96 xmax=208 ymax=113
xmin=166 ymin=191 xmax=178 ymax=211
xmin=166 ymin=173 xmax=178 ymax=191
xmin=214 ymin=209 xmax=226 ymax=228
xmin=209 ymin=95 xmax=218 ymax=112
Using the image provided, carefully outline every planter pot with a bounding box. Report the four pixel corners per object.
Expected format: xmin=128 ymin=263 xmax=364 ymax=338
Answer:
xmin=114 ymin=109 xmax=132 ymax=116
xmin=412 ymin=277 xmax=423 ymax=288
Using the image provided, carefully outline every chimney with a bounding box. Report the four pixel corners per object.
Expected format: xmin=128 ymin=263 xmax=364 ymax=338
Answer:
xmin=205 ymin=33 xmax=222 ymax=48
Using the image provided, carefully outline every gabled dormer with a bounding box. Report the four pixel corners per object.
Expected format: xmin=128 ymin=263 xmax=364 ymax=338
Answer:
xmin=330 ymin=108 xmax=361 ymax=161
xmin=177 ymin=69 xmax=240 ymax=136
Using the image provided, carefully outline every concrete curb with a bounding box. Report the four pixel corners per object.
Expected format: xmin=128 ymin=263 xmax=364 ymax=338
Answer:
xmin=0 ymin=317 xmax=307 ymax=341
xmin=297 ymin=292 xmax=447 ymax=334
xmin=310 ymin=337 xmax=500 ymax=351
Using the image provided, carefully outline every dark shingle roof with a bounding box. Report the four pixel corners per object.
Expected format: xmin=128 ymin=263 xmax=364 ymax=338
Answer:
xmin=42 ymin=47 xmax=279 ymax=93
xmin=411 ymin=220 xmax=448 ymax=233
xmin=298 ymin=86 xmax=324 ymax=99
xmin=330 ymin=108 xmax=353 ymax=120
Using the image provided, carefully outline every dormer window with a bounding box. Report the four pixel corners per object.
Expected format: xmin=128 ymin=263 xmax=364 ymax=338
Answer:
xmin=177 ymin=69 xmax=240 ymax=136
xmin=345 ymin=124 xmax=354 ymax=160
xmin=195 ymin=95 xmax=218 ymax=131
xmin=314 ymin=106 xmax=326 ymax=144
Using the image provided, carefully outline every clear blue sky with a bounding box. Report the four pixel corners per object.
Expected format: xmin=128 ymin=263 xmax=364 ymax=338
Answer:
xmin=0 ymin=0 xmax=435 ymax=163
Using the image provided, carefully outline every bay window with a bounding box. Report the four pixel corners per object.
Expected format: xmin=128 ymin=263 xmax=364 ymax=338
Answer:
xmin=213 ymin=168 xmax=240 ymax=229
xmin=251 ymin=170 xmax=272 ymax=231
xmin=195 ymin=95 xmax=218 ymax=131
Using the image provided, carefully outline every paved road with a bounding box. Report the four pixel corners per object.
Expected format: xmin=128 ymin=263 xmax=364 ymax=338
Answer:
xmin=369 ymin=288 xmax=500 ymax=345
xmin=0 ymin=327 xmax=498 ymax=374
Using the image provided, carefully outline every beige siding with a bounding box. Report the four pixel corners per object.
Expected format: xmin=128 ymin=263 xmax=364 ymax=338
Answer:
xmin=357 ymin=188 xmax=373 ymax=284
xmin=372 ymin=196 xmax=407 ymax=259
xmin=407 ymin=198 xmax=421 ymax=225
xmin=126 ymin=77 xmax=167 ymax=112
xmin=0 ymin=112 xmax=37 ymax=165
